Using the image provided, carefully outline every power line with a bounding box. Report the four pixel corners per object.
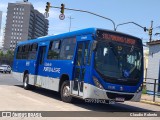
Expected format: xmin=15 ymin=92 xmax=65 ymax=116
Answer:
xmin=153 ymin=26 xmax=160 ymax=29
xmin=49 ymin=5 xmax=116 ymax=30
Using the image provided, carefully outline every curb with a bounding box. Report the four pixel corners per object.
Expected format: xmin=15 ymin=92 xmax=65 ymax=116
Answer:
xmin=140 ymin=100 xmax=160 ymax=106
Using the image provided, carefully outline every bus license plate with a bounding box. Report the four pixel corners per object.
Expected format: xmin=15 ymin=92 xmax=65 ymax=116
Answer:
xmin=116 ymin=97 xmax=125 ymax=102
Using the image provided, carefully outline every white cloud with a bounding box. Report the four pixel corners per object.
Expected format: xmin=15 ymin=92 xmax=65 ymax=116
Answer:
xmin=0 ymin=3 xmax=7 ymax=11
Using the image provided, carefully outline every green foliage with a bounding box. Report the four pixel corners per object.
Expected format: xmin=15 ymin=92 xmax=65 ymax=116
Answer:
xmin=142 ymin=88 xmax=147 ymax=94
xmin=0 ymin=51 xmax=4 ymax=57
xmin=6 ymin=50 xmax=14 ymax=58
xmin=0 ymin=50 xmax=14 ymax=65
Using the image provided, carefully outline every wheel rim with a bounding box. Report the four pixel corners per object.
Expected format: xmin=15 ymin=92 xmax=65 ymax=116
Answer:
xmin=63 ymin=85 xmax=70 ymax=97
xmin=24 ymin=77 xmax=27 ymax=87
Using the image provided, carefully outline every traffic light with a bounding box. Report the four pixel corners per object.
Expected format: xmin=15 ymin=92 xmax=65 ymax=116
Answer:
xmin=144 ymin=27 xmax=147 ymax=32
xmin=45 ymin=2 xmax=50 ymax=12
xmin=60 ymin=4 xmax=65 ymax=14
xmin=148 ymin=28 xmax=152 ymax=35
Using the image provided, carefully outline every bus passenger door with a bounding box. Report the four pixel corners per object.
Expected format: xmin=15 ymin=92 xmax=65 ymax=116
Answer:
xmin=35 ymin=46 xmax=47 ymax=86
xmin=71 ymin=41 xmax=90 ymax=97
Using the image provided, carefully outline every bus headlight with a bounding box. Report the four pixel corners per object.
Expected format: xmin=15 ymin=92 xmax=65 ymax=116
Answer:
xmin=137 ymin=84 xmax=143 ymax=93
xmin=92 ymin=76 xmax=104 ymax=90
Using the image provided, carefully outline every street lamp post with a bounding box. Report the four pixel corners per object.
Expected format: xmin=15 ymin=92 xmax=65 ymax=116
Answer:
xmin=149 ymin=21 xmax=153 ymax=42
xmin=116 ymin=21 xmax=156 ymax=42
xmin=61 ymin=7 xmax=116 ymax=31
xmin=155 ymin=33 xmax=160 ymax=36
xmin=115 ymin=21 xmax=148 ymax=32
xmin=45 ymin=2 xmax=154 ymax=40
xmin=47 ymin=4 xmax=116 ymax=31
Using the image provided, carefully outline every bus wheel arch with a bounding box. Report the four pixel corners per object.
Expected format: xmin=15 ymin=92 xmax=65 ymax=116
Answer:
xmin=23 ymin=70 xmax=30 ymax=90
xmin=59 ymin=74 xmax=69 ymax=92
xmin=59 ymin=74 xmax=73 ymax=103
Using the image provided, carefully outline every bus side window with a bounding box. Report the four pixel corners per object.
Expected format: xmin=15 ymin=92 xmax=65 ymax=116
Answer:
xmin=47 ymin=40 xmax=60 ymax=60
xmin=23 ymin=44 xmax=29 ymax=59
xmin=60 ymin=38 xmax=76 ymax=60
xmin=16 ymin=46 xmax=20 ymax=59
xmin=16 ymin=46 xmax=23 ymax=59
xmin=83 ymin=41 xmax=90 ymax=65
xmin=28 ymin=43 xmax=38 ymax=60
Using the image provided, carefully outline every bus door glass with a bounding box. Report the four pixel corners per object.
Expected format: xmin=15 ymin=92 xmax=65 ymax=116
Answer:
xmin=72 ymin=41 xmax=90 ymax=97
xmin=35 ymin=46 xmax=47 ymax=85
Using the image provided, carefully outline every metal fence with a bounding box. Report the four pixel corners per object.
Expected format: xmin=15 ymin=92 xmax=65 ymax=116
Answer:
xmin=143 ymin=78 xmax=160 ymax=102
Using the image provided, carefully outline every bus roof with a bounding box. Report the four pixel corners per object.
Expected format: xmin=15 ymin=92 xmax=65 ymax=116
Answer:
xmin=17 ymin=28 xmax=141 ymax=46
xmin=17 ymin=28 xmax=97 ymax=46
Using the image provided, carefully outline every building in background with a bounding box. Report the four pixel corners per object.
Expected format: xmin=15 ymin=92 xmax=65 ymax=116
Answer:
xmin=146 ymin=40 xmax=160 ymax=94
xmin=143 ymin=49 xmax=149 ymax=82
xmin=0 ymin=11 xmax=2 ymax=34
xmin=3 ymin=1 xmax=49 ymax=51
xmin=0 ymin=11 xmax=3 ymax=49
xmin=31 ymin=10 xmax=48 ymax=39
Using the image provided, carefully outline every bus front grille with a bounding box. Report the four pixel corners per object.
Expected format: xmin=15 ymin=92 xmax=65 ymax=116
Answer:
xmin=106 ymin=92 xmax=134 ymax=101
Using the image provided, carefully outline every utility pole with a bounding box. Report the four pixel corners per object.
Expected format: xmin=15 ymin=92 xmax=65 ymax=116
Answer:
xmin=116 ymin=22 xmax=148 ymax=32
xmin=46 ymin=4 xmax=116 ymax=30
xmin=68 ymin=16 xmax=74 ymax=32
xmin=149 ymin=21 xmax=153 ymax=42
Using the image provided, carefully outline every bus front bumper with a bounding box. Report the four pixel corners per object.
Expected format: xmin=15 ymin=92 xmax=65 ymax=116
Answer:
xmin=83 ymin=83 xmax=142 ymax=102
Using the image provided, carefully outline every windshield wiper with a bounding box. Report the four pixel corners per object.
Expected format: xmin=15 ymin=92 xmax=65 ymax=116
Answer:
xmin=108 ymin=42 xmax=120 ymax=65
xmin=108 ymin=42 xmax=125 ymax=76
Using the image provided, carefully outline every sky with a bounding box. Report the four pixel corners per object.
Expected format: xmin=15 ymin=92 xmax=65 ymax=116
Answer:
xmin=0 ymin=0 xmax=160 ymax=47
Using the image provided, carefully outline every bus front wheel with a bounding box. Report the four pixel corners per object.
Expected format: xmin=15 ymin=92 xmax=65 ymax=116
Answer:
xmin=60 ymin=80 xmax=73 ymax=103
xmin=23 ymin=74 xmax=30 ymax=90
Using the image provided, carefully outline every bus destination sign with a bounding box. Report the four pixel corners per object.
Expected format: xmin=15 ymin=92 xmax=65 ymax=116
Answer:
xmin=97 ymin=30 xmax=139 ymax=45
xmin=102 ymin=33 xmax=135 ymax=45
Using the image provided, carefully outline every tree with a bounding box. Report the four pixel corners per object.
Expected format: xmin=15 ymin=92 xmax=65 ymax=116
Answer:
xmin=6 ymin=50 xmax=14 ymax=58
xmin=0 ymin=50 xmax=14 ymax=66
xmin=0 ymin=51 xmax=4 ymax=57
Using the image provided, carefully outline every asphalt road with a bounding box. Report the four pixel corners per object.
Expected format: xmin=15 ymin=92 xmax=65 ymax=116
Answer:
xmin=0 ymin=72 xmax=22 ymax=86
xmin=0 ymin=73 xmax=159 ymax=120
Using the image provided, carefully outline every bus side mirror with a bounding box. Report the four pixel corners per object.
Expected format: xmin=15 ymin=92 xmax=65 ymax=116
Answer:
xmin=92 ymin=41 xmax=97 ymax=51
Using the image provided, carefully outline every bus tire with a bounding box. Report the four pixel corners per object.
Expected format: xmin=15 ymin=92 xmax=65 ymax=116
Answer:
xmin=23 ymin=74 xmax=30 ymax=90
xmin=60 ymin=80 xmax=73 ymax=103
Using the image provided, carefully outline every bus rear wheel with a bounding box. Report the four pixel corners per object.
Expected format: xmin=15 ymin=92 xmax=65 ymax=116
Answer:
xmin=60 ymin=80 xmax=73 ymax=103
xmin=23 ymin=74 xmax=31 ymax=90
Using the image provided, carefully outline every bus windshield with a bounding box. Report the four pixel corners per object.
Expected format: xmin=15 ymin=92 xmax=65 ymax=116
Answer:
xmin=95 ymin=40 xmax=143 ymax=80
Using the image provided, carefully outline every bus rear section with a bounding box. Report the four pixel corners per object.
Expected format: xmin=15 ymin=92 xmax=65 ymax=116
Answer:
xmin=12 ymin=29 xmax=96 ymax=103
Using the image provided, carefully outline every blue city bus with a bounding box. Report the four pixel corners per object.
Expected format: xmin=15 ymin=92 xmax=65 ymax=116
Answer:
xmin=12 ymin=28 xmax=143 ymax=103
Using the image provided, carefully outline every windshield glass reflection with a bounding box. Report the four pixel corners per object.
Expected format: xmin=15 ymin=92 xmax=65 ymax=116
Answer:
xmin=95 ymin=41 xmax=142 ymax=80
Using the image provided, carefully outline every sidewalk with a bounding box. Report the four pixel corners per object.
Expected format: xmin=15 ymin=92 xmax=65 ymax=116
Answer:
xmin=141 ymin=94 xmax=160 ymax=106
